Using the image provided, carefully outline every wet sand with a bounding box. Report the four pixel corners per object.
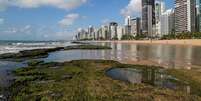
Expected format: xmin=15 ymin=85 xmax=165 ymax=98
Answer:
xmin=93 ymin=39 xmax=201 ymax=46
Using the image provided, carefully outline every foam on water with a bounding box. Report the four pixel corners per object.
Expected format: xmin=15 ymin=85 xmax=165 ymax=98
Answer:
xmin=0 ymin=41 xmax=71 ymax=54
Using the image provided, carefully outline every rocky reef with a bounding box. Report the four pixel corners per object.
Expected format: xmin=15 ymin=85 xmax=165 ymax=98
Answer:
xmin=8 ymin=60 xmax=201 ymax=101
xmin=0 ymin=44 xmax=111 ymax=62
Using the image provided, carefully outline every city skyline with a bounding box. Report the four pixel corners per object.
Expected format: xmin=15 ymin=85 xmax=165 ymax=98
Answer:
xmin=0 ymin=0 xmax=174 ymax=40
xmin=76 ymin=0 xmax=201 ymax=41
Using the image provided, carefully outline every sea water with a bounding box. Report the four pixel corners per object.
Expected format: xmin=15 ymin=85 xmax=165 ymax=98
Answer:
xmin=0 ymin=40 xmax=71 ymax=54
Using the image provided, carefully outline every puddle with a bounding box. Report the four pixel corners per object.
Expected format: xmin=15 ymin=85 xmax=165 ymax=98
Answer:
xmin=0 ymin=61 xmax=27 ymax=100
xmin=106 ymin=68 xmax=190 ymax=93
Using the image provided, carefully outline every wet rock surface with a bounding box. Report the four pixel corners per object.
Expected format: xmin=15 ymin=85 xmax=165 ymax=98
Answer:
xmin=0 ymin=47 xmax=64 ymax=61
xmin=7 ymin=60 xmax=201 ymax=101
xmin=64 ymin=45 xmax=112 ymax=50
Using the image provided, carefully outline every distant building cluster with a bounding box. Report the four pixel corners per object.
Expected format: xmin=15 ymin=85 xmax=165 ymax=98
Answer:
xmin=75 ymin=0 xmax=201 ymax=40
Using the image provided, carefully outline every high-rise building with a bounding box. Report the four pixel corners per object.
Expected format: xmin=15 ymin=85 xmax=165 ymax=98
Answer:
xmin=94 ymin=28 xmax=98 ymax=40
xmin=88 ymin=25 xmax=95 ymax=39
xmin=155 ymin=0 xmax=165 ymax=22
xmin=117 ymin=26 xmax=124 ymax=40
xmin=97 ymin=26 xmax=103 ymax=40
xmin=142 ymin=0 xmax=155 ymax=37
xmin=125 ymin=16 xmax=131 ymax=26
xmin=124 ymin=16 xmax=132 ymax=35
xmin=131 ymin=17 xmax=141 ymax=36
xmin=77 ymin=28 xmax=88 ymax=40
xmin=196 ymin=5 xmax=200 ymax=32
xmin=196 ymin=0 xmax=201 ymax=32
xmin=109 ymin=22 xmax=118 ymax=40
xmin=124 ymin=25 xmax=132 ymax=35
xmin=100 ymin=25 xmax=109 ymax=40
xmin=155 ymin=0 xmax=165 ymax=36
xmin=160 ymin=9 xmax=175 ymax=36
xmin=175 ymin=0 xmax=196 ymax=33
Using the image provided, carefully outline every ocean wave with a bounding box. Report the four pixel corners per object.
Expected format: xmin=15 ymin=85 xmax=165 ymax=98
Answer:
xmin=0 ymin=41 xmax=71 ymax=55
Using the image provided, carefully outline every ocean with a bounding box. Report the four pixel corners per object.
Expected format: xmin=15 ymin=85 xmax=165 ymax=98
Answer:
xmin=0 ymin=40 xmax=71 ymax=54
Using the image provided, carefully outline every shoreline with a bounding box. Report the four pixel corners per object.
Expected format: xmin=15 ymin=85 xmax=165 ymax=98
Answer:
xmin=1 ymin=44 xmax=201 ymax=100
xmin=90 ymin=39 xmax=201 ymax=46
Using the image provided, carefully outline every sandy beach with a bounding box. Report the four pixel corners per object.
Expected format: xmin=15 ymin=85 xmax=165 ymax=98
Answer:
xmin=93 ymin=39 xmax=201 ymax=46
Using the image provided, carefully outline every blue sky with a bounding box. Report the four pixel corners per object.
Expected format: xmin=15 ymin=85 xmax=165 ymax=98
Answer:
xmin=0 ymin=0 xmax=174 ymax=41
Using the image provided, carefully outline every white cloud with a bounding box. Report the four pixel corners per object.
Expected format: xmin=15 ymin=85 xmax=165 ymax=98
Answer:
xmin=77 ymin=28 xmax=83 ymax=32
xmin=44 ymin=30 xmax=75 ymax=40
xmin=59 ymin=13 xmax=80 ymax=27
xmin=25 ymin=25 xmax=31 ymax=29
xmin=4 ymin=28 xmax=18 ymax=34
xmin=121 ymin=0 xmax=141 ymax=17
xmin=101 ymin=19 xmax=110 ymax=25
xmin=0 ymin=0 xmax=8 ymax=11
xmin=0 ymin=18 xmax=4 ymax=24
xmin=3 ymin=25 xmax=32 ymax=34
xmin=20 ymin=25 xmax=32 ymax=33
xmin=0 ymin=0 xmax=87 ymax=10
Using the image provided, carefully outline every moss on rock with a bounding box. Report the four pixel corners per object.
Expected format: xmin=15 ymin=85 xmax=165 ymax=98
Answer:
xmin=8 ymin=60 xmax=201 ymax=101
xmin=64 ymin=45 xmax=112 ymax=50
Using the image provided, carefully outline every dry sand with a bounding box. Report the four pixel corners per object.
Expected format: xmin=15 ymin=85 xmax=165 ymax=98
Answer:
xmin=92 ymin=39 xmax=201 ymax=46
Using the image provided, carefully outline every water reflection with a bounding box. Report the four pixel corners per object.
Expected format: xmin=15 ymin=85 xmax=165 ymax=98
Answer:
xmin=0 ymin=61 xmax=26 ymax=87
xmin=44 ymin=42 xmax=201 ymax=69
xmin=106 ymin=68 xmax=190 ymax=93
xmin=96 ymin=42 xmax=201 ymax=69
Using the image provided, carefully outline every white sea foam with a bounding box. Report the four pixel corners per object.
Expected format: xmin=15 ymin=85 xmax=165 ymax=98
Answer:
xmin=0 ymin=41 xmax=71 ymax=55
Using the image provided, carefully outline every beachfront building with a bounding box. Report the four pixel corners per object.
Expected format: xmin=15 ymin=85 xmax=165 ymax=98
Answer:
xmin=77 ymin=28 xmax=88 ymax=40
xmin=117 ymin=26 xmax=124 ymax=40
xmin=94 ymin=29 xmax=98 ymax=40
xmin=125 ymin=16 xmax=131 ymax=26
xmin=101 ymin=25 xmax=109 ymax=40
xmin=96 ymin=27 xmax=106 ymax=40
xmin=88 ymin=25 xmax=95 ymax=39
xmin=124 ymin=25 xmax=132 ymax=35
xmin=175 ymin=0 xmax=196 ymax=33
xmin=160 ymin=9 xmax=175 ymax=36
xmin=142 ymin=0 xmax=155 ymax=37
xmin=124 ymin=16 xmax=132 ymax=35
xmin=96 ymin=27 xmax=103 ymax=40
xmin=155 ymin=0 xmax=165 ymax=37
xmin=109 ymin=22 xmax=118 ymax=40
xmin=98 ymin=27 xmax=103 ymax=40
xmin=131 ymin=17 xmax=141 ymax=36
xmin=196 ymin=0 xmax=201 ymax=32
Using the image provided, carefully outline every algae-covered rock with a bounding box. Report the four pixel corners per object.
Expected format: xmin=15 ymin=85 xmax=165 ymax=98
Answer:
xmin=8 ymin=60 xmax=201 ymax=101
xmin=0 ymin=47 xmax=64 ymax=61
xmin=64 ymin=45 xmax=112 ymax=50
xmin=27 ymin=60 xmax=44 ymax=66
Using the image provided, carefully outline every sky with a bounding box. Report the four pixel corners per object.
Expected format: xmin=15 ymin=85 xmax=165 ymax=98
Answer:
xmin=0 ymin=0 xmax=174 ymax=41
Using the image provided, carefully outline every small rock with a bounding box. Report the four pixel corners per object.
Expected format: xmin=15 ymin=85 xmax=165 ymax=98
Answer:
xmin=62 ymin=74 xmax=73 ymax=79
xmin=0 ymin=94 xmax=6 ymax=101
xmin=37 ymin=80 xmax=55 ymax=84
xmin=49 ymin=66 xmax=60 ymax=69
xmin=50 ymin=93 xmax=63 ymax=98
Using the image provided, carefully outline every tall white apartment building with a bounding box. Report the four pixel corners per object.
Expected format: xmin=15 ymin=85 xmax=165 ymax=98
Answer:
xmin=155 ymin=0 xmax=165 ymax=36
xmin=117 ymin=26 xmax=124 ymax=40
xmin=88 ymin=25 xmax=95 ymax=39
xmin=175 ymin=0 xmax=196 ymax=33
xmin=109 ymin=22 xmax=118 ymax=39
xmin=160 ymin=9 xmax=175 ymax=36
xmin=131 ymin=17 xmax=141 ymax=36
xmin=125 ymin=16 xmax=131 ymax=26
xmin=142 ymin=0 xmax=155 ymax=37
xmin=101 ymin=25 xmax=109 ymax=40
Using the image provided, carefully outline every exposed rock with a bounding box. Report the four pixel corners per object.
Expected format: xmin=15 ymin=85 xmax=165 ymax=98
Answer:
xmin=64 ymin=45 xmax=112 ymax=50
xmin=0 ymin=47 xmax=64 ymax=61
